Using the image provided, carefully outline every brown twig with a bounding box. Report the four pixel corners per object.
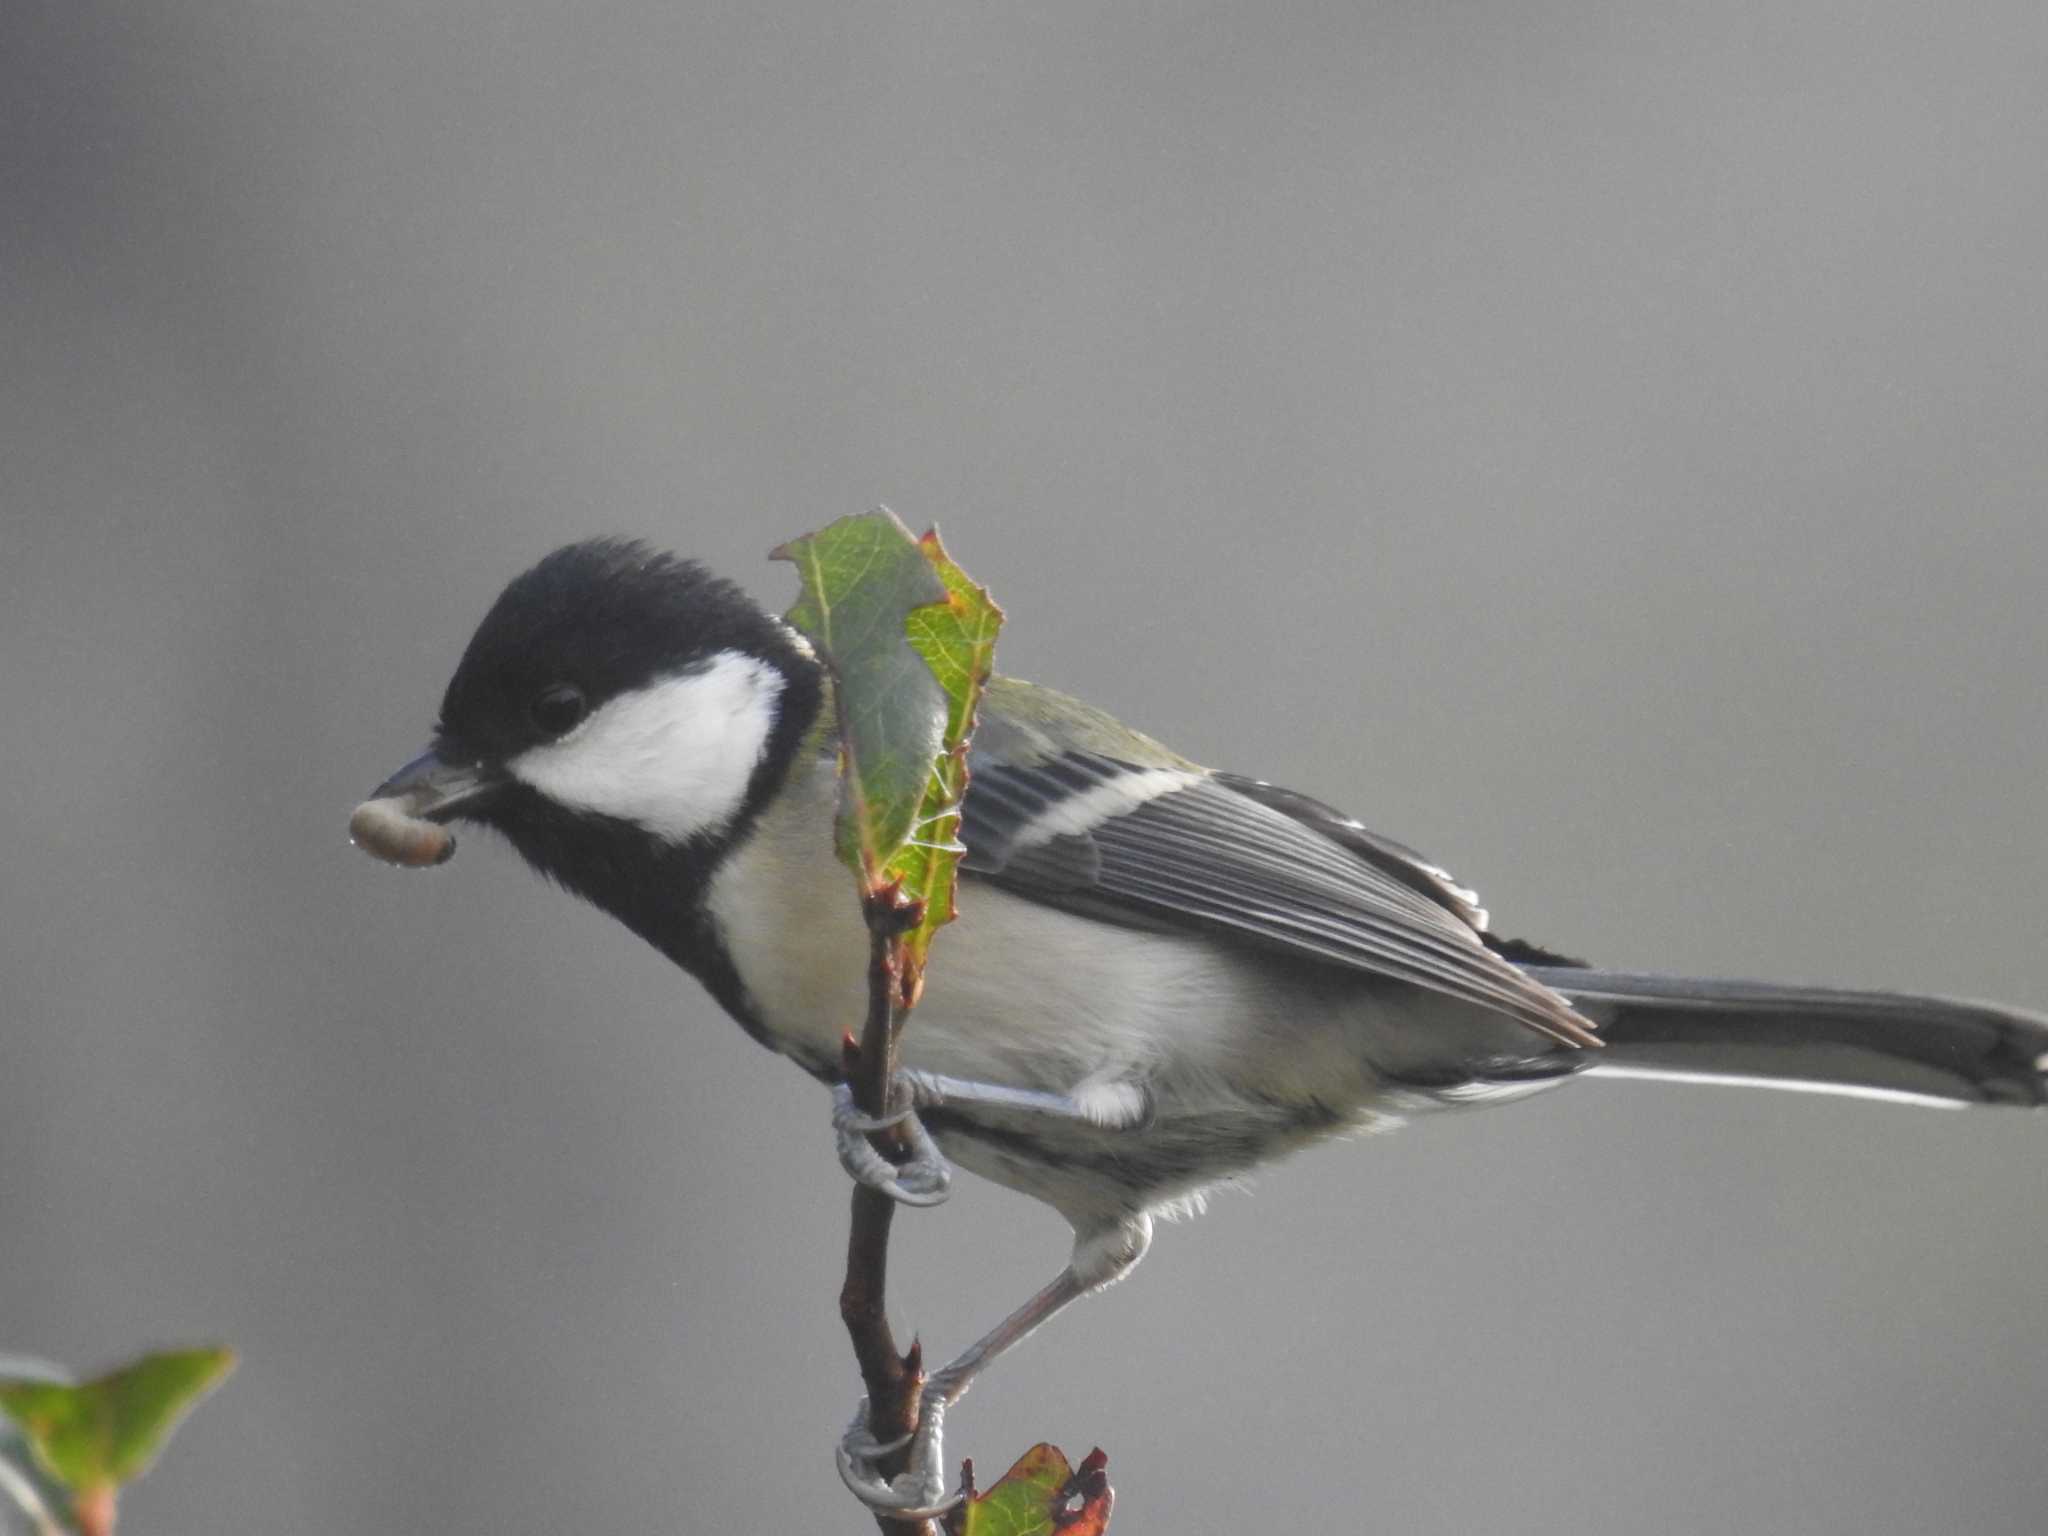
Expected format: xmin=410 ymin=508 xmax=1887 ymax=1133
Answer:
xmin=838 ymin=886 xmax=940 ymax=1536
xmin=72 ymin=1487 xmax=115 ymax=1536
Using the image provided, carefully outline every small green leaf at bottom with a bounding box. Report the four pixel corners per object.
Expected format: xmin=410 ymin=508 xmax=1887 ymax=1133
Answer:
xmin=0 ymin=1347 xmax=235 ymax=1502
xmin=950 ymin=1444 xmax=1112 ymax=1536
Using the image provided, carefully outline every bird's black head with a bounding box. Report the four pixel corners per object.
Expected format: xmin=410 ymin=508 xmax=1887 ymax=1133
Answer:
xmin=433 ymin=538 xmax=813 ymax=764
xmin=354 ymin=539 xmax=823 ymax=958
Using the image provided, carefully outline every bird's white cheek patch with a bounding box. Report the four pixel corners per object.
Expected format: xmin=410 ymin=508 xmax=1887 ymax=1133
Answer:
xmin=508 ymin=652 xmax=784 ymax=842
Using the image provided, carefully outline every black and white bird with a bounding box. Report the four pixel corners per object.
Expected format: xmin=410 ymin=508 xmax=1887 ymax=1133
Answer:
xmin=350 ymin=537 xmax=2048 ymax=1518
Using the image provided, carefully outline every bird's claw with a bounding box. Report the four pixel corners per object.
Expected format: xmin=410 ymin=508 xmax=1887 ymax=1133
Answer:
xmin=836 ymin=1393 xmax=965 ymax=1519
xmin=833 ymin=1082 xmax=953 ymax=1207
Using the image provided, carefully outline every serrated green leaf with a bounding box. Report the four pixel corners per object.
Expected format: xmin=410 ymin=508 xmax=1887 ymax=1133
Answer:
xmin=955 ymin=1444 xmax=1112 ymax=1536
xmin=889 ymin=528 xmax=1003 ymax=989
xmin=773 ymin=509 xmax=950 ymax=886
xmin=0 ymin=1348 xmax=234 ymax=1496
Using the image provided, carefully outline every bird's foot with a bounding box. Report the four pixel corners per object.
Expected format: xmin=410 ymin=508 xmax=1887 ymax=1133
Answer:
xmin=835 ymin=1390 xmax=966 ymax=1520
xmin=832 ymin=1082 xmax=953 ymax=1207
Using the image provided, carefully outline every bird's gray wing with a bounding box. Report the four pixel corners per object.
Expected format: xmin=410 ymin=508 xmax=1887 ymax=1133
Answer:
xmin=959 ymin=745 xmax=1598 ymax=1050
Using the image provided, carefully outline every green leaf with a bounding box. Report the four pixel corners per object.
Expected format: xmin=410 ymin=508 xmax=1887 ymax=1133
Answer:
xmin=0 ymin=1348 xmax=235 ymax=1497
xmin=954 ymin=1444 xmax=1112 ymax=1536
xmin=889 ymin=528 xmax=1004 ymax=991
xmin=773 ymin=510 xmax=950 ymax=887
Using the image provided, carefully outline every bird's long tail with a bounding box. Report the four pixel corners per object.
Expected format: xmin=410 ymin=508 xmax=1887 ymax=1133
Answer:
xmin=1517 ymin=966 xmax=2048 ymax=1108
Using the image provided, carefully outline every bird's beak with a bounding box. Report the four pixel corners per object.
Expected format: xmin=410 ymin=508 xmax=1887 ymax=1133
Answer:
xmin=348 ymin=748 xmax=501 ymax=868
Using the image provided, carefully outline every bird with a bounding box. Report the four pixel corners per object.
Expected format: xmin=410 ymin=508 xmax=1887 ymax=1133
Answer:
xmin=349 ymin=536 xmax=2048 ymax=1518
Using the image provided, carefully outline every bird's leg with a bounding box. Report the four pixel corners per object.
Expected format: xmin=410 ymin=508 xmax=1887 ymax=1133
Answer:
xmin=837 ymin=1215 xmax=1153 ymax=1518
xmin=832 ymin=1081 xmax=952 ymax=1207
xmin=835 ymin=1270 xmax=1087 ymax=1518
xmin=899 ymin=1069 xmax=1153 ymax=1127
xmin=833 ymin=1070 xmax=1150 ymax=1207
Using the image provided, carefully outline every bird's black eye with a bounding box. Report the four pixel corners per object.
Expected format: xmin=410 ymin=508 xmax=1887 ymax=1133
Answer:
xmin=529 ymin=683 xmax=588 ymax=738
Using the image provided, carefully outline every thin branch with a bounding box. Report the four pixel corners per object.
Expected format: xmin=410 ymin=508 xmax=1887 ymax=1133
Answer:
xmin=71 ymin=1488 xmax=112 ymax=1536
xmin=838 ymin=888 xmax=939 ymax=1536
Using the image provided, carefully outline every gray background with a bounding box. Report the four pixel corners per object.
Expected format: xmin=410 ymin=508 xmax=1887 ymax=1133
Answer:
xmin=4 ymin=3 xmax=2045 ymax=1532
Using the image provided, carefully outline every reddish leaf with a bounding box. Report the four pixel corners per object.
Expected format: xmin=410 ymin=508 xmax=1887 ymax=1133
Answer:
xmin=950 ymin=1443 xmax=1112 ymax=1536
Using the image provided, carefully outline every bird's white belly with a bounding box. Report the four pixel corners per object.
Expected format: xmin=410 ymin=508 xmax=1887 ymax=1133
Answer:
xmin=701 ymin=762 xmax=1565 ymax=1225
xmin=705 ymin=775 xmax=1390 ymax=1108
